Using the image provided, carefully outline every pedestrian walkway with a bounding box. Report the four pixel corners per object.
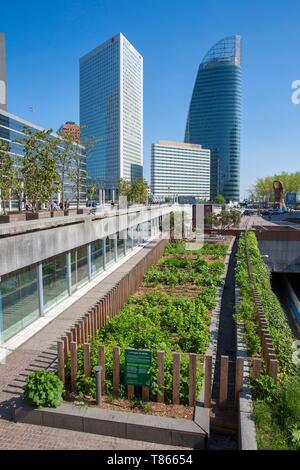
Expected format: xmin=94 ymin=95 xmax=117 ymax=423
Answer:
xmin=0 ymin=420 xmax=186 ymax=450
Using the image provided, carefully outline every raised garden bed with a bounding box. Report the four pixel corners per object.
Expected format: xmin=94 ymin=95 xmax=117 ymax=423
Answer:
xmin=0 ymin=212 xmax=26 ymax=223
xmin=25 ymin=211 xmax=51 ymax=220
xmin=50 ymin=210 xmax=64 ymax=218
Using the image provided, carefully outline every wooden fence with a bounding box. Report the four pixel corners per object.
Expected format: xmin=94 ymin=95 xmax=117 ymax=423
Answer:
xmin=244 ymin=233 xmax=279 ymax=382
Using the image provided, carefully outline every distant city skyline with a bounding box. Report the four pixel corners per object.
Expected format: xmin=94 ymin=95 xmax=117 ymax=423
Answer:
xmin=1 ymin=0 xmax=300 ymax=198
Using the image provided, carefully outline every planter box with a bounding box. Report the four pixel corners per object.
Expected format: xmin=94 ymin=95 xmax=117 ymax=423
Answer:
xmin=0 ymin=213 xmax=26 ymax=223
xmin=77 ymin=208 xmax=90 ymax=215
xmin=25 ymin=211 xmax=51 ymax=220
xmin=14 ymin=402 xmax=209 ymax=449
xmin=50 ymin=210 xmax=64 ymax=218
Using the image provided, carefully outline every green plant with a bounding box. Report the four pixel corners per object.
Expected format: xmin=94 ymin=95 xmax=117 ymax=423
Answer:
xmin=251 ymin=374 xmax=280 ymax=404
xmin=24 ymin=370 xmax=64 ymax=408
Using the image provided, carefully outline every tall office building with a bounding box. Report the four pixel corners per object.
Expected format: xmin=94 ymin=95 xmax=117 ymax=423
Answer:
xmin=80 ymin=33 xmax=143 ymax=200
xmin=151 ymin=140 xmax=210 ymax=200
xmin=185 ymin=36 xmax=242 ymax=202
xmin=0 ymin=33 xmax=7 ymax=111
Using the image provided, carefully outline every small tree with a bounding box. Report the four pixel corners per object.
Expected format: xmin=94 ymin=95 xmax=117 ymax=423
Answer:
xmin=231 ymin=210 xmax=241 ymax=228
xmin=68 ymin=149 xmax=87 ymax=211
xmin=0 ymin=140 xmax=15 ymax=214
xmin=56 ymin=130 xmax=73 ymax=209
xmin=131 ymin=179 xmax=148 ymax=204
xmin=214 ymin=194 xmax=225 ymax=205
xmin=16 ymin=128 xmax=59 ymax=212
xmin=119 ymin=178 xmax=132 ymax=203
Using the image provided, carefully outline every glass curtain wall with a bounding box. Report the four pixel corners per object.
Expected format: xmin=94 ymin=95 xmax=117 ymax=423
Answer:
xmin=91 ymin=239 xmax=104 ymax=276
xmin=71 ymin=246 xmax=88 ymax=292
xmin=117 ymin=232 xmax=126 ymax=260
xmin=105 ymin=237 xmax=115 ymax=266
xmin=43 ymin=254 xmax=68 ymax=311
xmin=0 ymin=265 xmax=39 ymax=342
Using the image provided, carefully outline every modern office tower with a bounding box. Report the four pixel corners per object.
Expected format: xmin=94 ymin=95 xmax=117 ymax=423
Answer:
xmin=0 ymin=109 xmax=86 ymax=209
xmin=0 ymin=33 xmax=7 ymax=111
xmin=58 ymin=121 xmax=80 ymax=144
xmin=80 ymin=33 xmax=143 ymax=201
xmin=185 ymin=35 xmax=242 ymax=202
xmin=151 ymin=140 xmax=210 ymax=200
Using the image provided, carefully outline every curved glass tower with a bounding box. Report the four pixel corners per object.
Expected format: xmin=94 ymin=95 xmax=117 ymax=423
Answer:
xmin=185 ymin=36 xmax=242 ymax=202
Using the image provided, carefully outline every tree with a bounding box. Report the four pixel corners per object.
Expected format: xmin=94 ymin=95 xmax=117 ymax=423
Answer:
xmin=214 ymin=194 xmax=225 ymax=205
xmin=0 ymin=140 xmax=16 ymax=214
xmin=231 ymin=210 xmax=241 ymax=228
xmin=118 ymin=178 xmax=148 ymax=205
xmin=68 ymin=145 xmax=87 ymax=211
xmin=15 ymin=128 xmax=59 ymax=212
xmin=56 ymin=130 xmax=73 ymax=209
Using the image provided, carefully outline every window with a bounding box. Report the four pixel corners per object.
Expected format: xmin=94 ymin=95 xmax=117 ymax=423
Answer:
xmin=0 ymin=265 xmax=39 ymax=342
xmin=43 ymin=254 xmax=68 ymax=311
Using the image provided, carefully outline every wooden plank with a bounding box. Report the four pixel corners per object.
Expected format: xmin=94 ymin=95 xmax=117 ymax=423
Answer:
xmin=204 ymin=355 xmax=212 ymax=408
xmin=57 ymin=341 xmax=65 ymax=384
xmin=172 ymin=352 xmax=180 ymax=405
xmin=113 ymin=346 xmax=120 ymax=397
xmin=234 ymin=357 xmax=244 ymax=410
xmin=84 ymin=343 xmax=91 ymax=377
xmin=189 ymin=353 xmax=197 ymax=407
xmin=219 ymin=355 xmax=229 ymax=410
xmin=157 ymin=351 xmax=165 ymax=403
xmin=252 ymin=357 xmax=262 ymax=379
xmin=70 ymin=342 xmax=77 ymax=393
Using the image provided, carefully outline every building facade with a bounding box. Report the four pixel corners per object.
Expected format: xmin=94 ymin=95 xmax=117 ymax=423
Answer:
xmin=58 ymin=121 xmax=80 ymax=144
xmin=0 ymin=109 xmax=86 ymax=210
xmin=151 ymin=140 xmax=210 ymax=200
xmin=0 ymin=32 xmax=7 ymax=111
xmin=0 ymin=205 xmax=171 ymax=344
xmin=80 ymin=33 xmax=143 ymax=200
xmin=185 ymin=35 xmax=242 ymax=202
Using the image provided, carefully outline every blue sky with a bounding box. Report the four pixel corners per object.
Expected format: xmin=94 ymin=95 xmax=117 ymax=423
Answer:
xmin=1 ymin=0 xmax=300 ymax=197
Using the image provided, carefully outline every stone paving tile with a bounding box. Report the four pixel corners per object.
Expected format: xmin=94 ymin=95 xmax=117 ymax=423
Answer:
xmin=0 ymin=421 xmax=187 ymax=450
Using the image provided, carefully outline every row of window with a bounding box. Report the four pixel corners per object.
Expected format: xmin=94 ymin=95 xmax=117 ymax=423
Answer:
xmin=0 ymin=220 xmax=159 ymax=343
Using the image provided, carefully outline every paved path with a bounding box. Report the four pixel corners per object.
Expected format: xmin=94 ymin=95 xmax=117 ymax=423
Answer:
xmin=0 ymin=239 xmax=187 ymax=450
xmin=0 ymin=420 xmax=185 ymax=450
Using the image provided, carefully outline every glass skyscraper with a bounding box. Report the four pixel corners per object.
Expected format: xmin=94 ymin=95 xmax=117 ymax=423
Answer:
xmin=185 ymin=36 xmax=242 ymax=202
xmin=80 ymin=33 xmax=143 ymax=198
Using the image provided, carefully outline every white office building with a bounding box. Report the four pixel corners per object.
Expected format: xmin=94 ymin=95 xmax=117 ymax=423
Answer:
xmin=151 ymin=141 xmax=210 ymax=200
xmin=80 ymin=33 xmax=143 ymax=200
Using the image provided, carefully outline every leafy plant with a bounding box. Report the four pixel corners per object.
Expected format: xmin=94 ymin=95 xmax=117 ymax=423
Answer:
xmin=24 ymin=370 xmax=64 ymax=408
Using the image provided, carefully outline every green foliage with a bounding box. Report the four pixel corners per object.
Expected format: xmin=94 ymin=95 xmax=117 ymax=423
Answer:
xmin=0 ymin=140 xmax=16 ymax=215
xmin=119 ymin=178 xmax=148 ymax=204
xmin=66 ymin=241 xmax=227 ymax=404
xmin=16 ymin=128 xmax=60 ymax=212
xmin=214 ymin=194 xmax=225 ymax=204
xmin=24 ymin=370 xmax=64 ymax=408
xmin=251 ymin=374 xmax=280 ymax=404
xmin=254 ymin=171 xmax=300 ymax=202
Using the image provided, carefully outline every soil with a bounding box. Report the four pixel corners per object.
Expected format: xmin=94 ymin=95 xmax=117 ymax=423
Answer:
xmin=67 ymin=396 xmax=194 ymax=420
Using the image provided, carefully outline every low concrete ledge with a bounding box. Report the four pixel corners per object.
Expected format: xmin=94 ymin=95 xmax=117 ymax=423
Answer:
xmin=14 ymin=402 xmax=209 ymax=449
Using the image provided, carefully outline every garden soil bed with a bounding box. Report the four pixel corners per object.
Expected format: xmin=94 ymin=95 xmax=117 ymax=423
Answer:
xmin=67 ymin=396 xmax=194 ymax=420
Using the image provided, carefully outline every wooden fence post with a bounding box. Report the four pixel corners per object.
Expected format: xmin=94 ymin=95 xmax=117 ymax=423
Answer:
xmin=219 ymin=355 xmax=229 ymax=410
xmin=157 ymin=351 xmax=165 ymax=403
xmin=189 ymin=353 xmax=197 ymax=407
xmin=127 ymin=385 xmax=135 ymax=399
xmin=269 ymin=359 xmax=278 ymax=383
xmin=70 ymin=341 xmax=77 ymax=393
xmin=204 ymin=355 xmax=212 ymax=408
xmin=57 ymin=341 xmax=65 ymax=384
xmin=142 ymin=386 xmax=149 ymax=401
xmin=62 ymin=336 xmax=68 ymax=361
xmin=234 ymin=357 xmax=244 ymax=411
xmin=252 ymin=357 xmax=262 ymax=379
xmin=113 ymin=346 xmax=120 ymax=397
xmin=99 ymin=345 xmax=105 ymax=393
xmin=84 ymin=343 xmax=91 ymax=377
xmin=172 ymin=352 xmax=180 ymax=405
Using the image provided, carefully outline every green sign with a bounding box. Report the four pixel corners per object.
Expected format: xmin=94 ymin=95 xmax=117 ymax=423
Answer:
xmin=125 ymin=348 xmax=152 ymax=387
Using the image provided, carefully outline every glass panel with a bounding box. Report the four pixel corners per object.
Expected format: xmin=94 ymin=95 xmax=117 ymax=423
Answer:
xmin=133 ymin=226 xmax=139 ymax=247
xmin=0 ymin=265 xmax=39 ymax=342
xmin=117 ymin=232 xmax=125 ymax=260
xmin=91 ymin=239 xmax=104 ymax=276
xmin=105 ymin=237 xmax=115 ymax=266
xmin=76 ymin=245 xmax=88 ymax=286
xmin=127 ymin=228 xmax=133 ymax=252
xmin=43 ymin=254 xmax=68 ymax=311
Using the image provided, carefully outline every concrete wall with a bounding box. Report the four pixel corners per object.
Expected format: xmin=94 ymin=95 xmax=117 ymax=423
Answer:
xmin=0 ymin=205 xmax=181 ymax=277
xmin=258 ymin=240 xmax=300 ymax=273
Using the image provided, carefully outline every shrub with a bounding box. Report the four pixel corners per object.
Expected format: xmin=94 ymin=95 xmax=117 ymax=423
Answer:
xmin=24 ymin=370 xmax=64 ymax=408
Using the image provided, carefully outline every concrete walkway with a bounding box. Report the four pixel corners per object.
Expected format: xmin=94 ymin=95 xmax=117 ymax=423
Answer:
xmin=0 ymin=238 xmax=187 ymax=450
